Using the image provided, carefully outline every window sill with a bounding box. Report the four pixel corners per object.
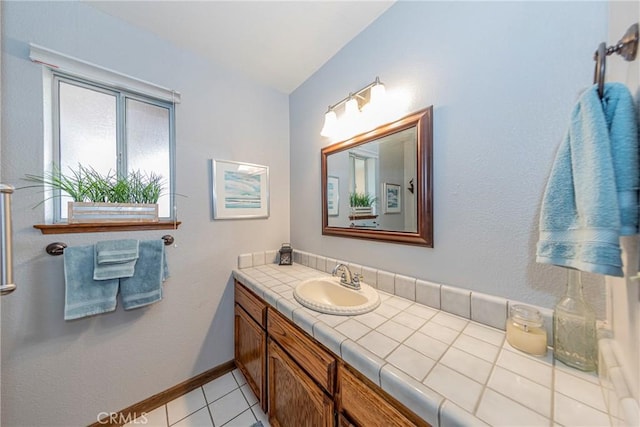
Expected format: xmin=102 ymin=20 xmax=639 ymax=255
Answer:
xmin=33 ymin=220 xmax=181 ymax=235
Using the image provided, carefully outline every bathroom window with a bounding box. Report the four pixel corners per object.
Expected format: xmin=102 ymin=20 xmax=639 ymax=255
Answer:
xmin=52 ymin=74 xmax=175 ymax=222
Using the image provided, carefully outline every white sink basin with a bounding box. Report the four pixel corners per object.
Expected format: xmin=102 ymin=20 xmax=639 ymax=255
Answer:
xmin=293 ymin=277 xmax=380 ymax=316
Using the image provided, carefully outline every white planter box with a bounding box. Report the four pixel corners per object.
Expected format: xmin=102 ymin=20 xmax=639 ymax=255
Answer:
xmin=68 ymin=202 xmax=159 ymax=223
xmin=350 ymin=207 xmax=373 ymax=216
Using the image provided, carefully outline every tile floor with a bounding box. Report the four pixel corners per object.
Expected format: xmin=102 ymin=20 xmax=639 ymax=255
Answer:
xmin=125 ymin=369 xmax=270 ymax=427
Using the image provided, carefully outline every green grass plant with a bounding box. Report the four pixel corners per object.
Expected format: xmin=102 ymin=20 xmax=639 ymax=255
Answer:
xmin=23 ymin=164 xmax=165 ymax=204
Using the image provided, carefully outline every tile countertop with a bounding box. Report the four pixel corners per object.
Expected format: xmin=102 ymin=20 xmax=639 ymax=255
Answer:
xmin=233 ymin=263 xmax=613 ymax=427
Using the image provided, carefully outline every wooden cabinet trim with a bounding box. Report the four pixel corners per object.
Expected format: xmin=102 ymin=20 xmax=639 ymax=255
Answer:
xmin=267 ymin=308 xmax=336 ymax=394
xmin=234 ymin=280 xmax=267 ymax=328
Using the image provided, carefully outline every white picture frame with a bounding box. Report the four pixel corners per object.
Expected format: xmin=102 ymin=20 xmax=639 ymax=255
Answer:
xmin=210 ymin=159 xmax=269 ymax=219
xmin=383 ymin=182 xmax=401 ymax=214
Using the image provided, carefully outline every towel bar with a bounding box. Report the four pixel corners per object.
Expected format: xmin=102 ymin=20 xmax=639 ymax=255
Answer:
xmin=45 ymin=235 xmax=175 ymax=256
xmin=593 ymin=23 xmax=638 ymax=99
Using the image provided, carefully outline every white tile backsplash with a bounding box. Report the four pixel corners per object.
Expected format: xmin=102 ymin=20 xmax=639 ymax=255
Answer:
xmin=377 ymin=270 xmax=395 ymax=294
xmin=416 ymin=279 xmax=441 ymax=309
xmin=471 ymin=292 xmax=508 ymax=330
xmin=252 ymin=252 xmax=266 ymax=267
xmin=395 ymin=274 xmax=417 ymax=301
xmin=362 ymin=266 xmax=378 ymax=288
xmin=441 ymin=285 xmax=471 ymax=319
xmin=238 ymin=254 xmax=253 ymax=269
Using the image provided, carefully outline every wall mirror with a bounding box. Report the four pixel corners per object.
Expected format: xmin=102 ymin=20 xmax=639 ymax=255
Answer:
xmin=322 ymin=107 xmax=433 ymax=246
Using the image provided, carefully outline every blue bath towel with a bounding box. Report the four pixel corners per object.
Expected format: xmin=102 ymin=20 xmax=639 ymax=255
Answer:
xmin=93 ymin=239 xmax=139 ymax=280
xmin=537 ymin=83 xmax=639 ymax=276
xmin=120 ymin=239 xmax=169 ymax=310
xmin=64 ymin=245 xmax=119 ymax=320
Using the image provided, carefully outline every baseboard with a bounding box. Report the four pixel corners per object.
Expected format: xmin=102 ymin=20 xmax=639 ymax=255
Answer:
xmin=90 ymin=360 xmax=236 ymax=427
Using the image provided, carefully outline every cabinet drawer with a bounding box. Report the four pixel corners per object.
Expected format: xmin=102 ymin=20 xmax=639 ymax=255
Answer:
xmin=267 ymin=309 xmax=336 ymax=394
xmin=337 ymin=364 xmax=430 ymax=427
xmin=235 ymin=281 xmax=267 ymax=328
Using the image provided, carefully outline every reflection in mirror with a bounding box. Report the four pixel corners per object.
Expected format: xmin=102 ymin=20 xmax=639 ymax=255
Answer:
xmin=322 ymin=108 xmax=433 ymax=246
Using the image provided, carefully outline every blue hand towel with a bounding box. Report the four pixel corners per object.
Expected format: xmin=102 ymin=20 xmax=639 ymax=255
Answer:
xmin=120 ymin=239 xmax=169 ymax=310
xmin=93 ymin=239 xmax=139 ymax=280
xmin=64 ymin=245 xmax=119 ymax=320
xmin=536 ymin=83 xmax=639 ymax=276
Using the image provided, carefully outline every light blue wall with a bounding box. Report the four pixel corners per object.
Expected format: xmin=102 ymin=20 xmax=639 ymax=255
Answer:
xmin=290 ymin=1 xmax=608 ymax=310
xmin=1 ymin=2 xmax=289 ymax=425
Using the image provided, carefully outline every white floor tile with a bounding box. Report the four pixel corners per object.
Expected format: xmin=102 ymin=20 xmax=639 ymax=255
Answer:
xmin=203 ymin=372 xmax=239 ymax=403
xmin=172 ymin=407 xmax=213 ymax=427
xmin=124 ymin=405 xmax=167 ymax=427
xmin=222 ymin=408 xmax=257 ymax=426
xmin=240 ymin=384 xmax=258 ymax=407
xmin=232 ymin=369 xmax=247 ymax=387
xmin=167 ymin=388 xmax=208 ymax=425
xmin=251 ymin=403 xmax=270 ymax=427
xmin=210 ymin=388 xmax=250 ymax=426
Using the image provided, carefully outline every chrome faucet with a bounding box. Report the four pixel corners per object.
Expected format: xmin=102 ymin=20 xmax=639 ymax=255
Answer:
xmin=331 ymin=263 xmax=361 ymax=290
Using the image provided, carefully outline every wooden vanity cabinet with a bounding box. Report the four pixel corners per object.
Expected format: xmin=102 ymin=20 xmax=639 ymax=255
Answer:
xmin=234 ymin=280 xmax=431 ymax=427
xmin=336 ymin=364 xmax=430 ymax=427
xmin=234 ymin=281 xmax=267 ymax=411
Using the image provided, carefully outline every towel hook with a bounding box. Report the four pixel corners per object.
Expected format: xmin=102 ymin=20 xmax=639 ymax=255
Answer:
xmin=45 ymin=235 xmax=175 ymax=256
xmin=593 ymin=23 xmax=639 ymax=99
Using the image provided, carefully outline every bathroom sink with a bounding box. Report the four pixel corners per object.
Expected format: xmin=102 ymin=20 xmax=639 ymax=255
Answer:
xmin=293 ymin=277 xmax=380 ymax=315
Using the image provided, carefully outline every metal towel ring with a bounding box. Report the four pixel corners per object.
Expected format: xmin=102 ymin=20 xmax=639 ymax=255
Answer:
xmin=593 ymin=42 xmax=607 ymax=99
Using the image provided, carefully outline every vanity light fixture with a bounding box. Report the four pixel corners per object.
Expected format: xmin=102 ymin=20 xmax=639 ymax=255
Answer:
xmin=320 ymin=77 xmax=386 ymax=138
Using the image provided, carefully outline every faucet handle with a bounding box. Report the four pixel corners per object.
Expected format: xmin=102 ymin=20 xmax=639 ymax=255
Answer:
xmin=352 ymin=273 xmax=363 ymax=285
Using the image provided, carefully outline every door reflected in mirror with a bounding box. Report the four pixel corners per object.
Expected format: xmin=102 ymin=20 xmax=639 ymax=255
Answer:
xmin=322 ymin=108 xmax=433 ymax=246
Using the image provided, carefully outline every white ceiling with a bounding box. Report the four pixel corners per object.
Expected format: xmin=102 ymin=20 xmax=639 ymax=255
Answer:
xmin=86 ymin=1 xmax=395 ymax=94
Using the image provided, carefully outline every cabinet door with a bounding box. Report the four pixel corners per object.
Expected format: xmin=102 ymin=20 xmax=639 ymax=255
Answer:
xmin=235 ymin=304 xmax=267 ymax=411
xmin=268 ymin=339 xmax=334 ymax=427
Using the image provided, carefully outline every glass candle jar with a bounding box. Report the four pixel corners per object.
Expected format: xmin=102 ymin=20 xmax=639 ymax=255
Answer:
xmin=506 ymin=305 xmax=547 ymax=356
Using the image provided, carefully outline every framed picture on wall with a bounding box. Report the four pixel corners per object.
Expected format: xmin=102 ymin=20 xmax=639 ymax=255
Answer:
xmin=327 ymin=176 xmax=339 ymax=216
xmin=383 ymin=183 xmax=401 ymax=214
xmin=210 ymin=159 xmax=269 ymax=219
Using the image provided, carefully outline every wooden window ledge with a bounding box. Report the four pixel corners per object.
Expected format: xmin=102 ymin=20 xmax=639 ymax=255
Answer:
xmin=34 ymin=220 xmax=181 ymax=235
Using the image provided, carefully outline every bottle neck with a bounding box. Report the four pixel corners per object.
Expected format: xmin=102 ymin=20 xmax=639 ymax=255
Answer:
xmin=566 ymin=268 xmax=584 ymax=299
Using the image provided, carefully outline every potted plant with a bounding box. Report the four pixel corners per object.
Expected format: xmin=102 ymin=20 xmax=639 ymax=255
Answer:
xmin=349 ymin=192 xmax=377 ymax=216
xmin=23 ymin=164 xmax=165 ymax=223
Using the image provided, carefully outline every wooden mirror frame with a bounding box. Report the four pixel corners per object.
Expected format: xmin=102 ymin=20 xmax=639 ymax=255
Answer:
xmin=321 ymin=107 xmax=433 ymax=247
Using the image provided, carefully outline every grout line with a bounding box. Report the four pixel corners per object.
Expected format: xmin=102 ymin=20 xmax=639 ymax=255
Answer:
xmin=164 ymin=404 xmax=169 ymax=427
